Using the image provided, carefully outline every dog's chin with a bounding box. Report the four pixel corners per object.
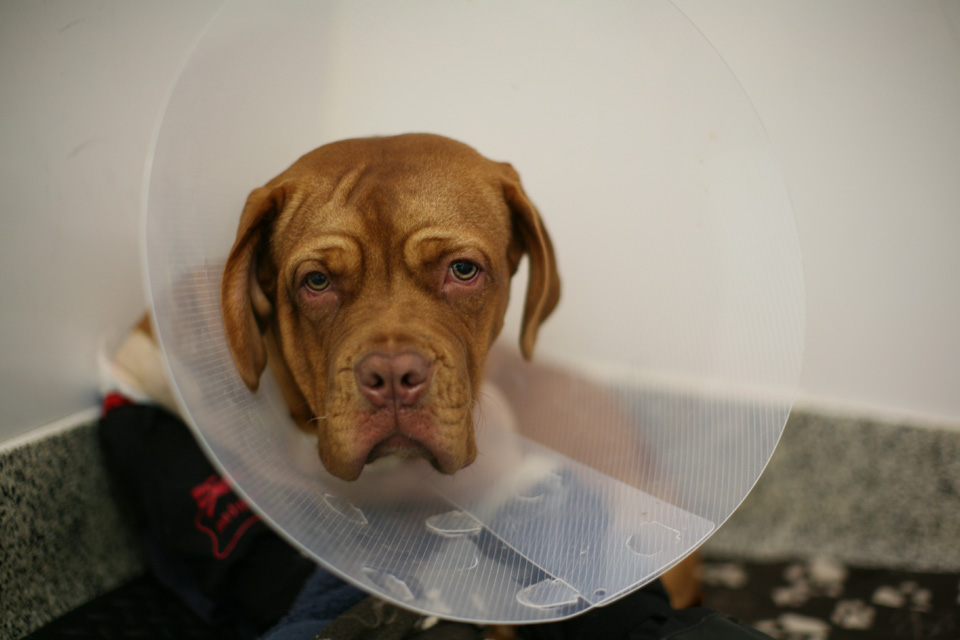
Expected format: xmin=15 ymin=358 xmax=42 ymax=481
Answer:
xmin=318 ymin=419 xmax=476 ymax=482
xmin=366 ymin=433 xmax=433 ymax=464
xmin=321 ymin=440 xmax=458 ymax=482
xmin=362 ymin=431 xmax=470 ymax=477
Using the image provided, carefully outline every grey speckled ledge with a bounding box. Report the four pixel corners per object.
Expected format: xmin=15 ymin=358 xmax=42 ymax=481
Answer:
xmin=2 ymin=408 xmax=958 ymax=638
xmin=0 ymin=419 xmax=145 ymax=640
xmin=705 ymin=410 xmax=960 ymax=572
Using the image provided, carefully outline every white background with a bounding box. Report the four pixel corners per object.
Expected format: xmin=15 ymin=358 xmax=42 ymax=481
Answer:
xmin=2 ymin=1 xmax=958 ymax=446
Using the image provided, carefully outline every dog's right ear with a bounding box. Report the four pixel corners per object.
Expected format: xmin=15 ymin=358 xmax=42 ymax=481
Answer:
xmin=221 ymin=184 xmax=285 ymax=391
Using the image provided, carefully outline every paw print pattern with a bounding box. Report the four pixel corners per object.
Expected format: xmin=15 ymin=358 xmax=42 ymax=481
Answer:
xmin=703 ymin=559 xmax=957 ymax=639
xmin=830 ymin=599 xmax=875 ymax=630
xmin=700 ymin=562 xmax=749 ymax=590
xmin=772 ymin=558 xmax=848 ymax=607
xmin=806 ymin=558 xmax=848 ymax=597
xmin=755 ymin=613 xmax=831 ymax=640
xmin=871 ymin=580 xmax=933 ymax=612
xmin=772 ymin=582 xmax=811 ymax=608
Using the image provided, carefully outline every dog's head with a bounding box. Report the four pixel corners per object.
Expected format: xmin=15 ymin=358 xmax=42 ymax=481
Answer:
xmin=221 ymin=134 xmax=559 ymax=481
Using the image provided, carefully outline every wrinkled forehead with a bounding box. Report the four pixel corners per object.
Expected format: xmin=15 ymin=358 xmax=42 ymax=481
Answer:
xmin=276 ymin=150 xmax=510 ymax=244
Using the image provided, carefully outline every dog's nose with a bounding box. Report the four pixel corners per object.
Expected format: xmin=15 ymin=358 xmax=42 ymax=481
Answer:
xmin=355 ymin=352 xmax=431 ymax=408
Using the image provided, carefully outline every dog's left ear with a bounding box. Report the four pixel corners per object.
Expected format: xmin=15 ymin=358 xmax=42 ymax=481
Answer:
xmin=500 ymin=164 xmax=561 ymax=360
xmin=220 ymin=183 xmax=285 ymax=391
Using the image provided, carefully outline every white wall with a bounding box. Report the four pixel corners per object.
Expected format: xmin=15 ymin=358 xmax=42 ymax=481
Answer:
xmin=674 ymin=0 xmax=960 ymax=425
xmin=2 ymin=0 xmax=958 ymax=446
xmin=0 ymin=1 xmax=224 ymax=445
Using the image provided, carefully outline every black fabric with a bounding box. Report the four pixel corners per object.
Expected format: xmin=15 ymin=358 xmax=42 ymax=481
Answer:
xmin=313 ymin=597 xmax=485 ymax=640
xmin=86 ymin=401 xmax=959 ymax=640
xmin=700 ymin=558 xmax=960 ymax=639
xmin=652 ymin=611 xmax=774 ymax=640
xmin=23 ymin=574 xmax=238 ymax=640
xmin=28 ymin=557 xmax=960 ymax=639
xmin=98 ymin=403 xmax=315 ymax=635
xmin=94 ymin=401 xmax=770 ymax=640
xmin=259 ymin=566 xmax=369 ymax=639
xmin=518 ymin=581 xmax=674 ymax=640
xmin=517 ymin=580 xmax=772 ymax=640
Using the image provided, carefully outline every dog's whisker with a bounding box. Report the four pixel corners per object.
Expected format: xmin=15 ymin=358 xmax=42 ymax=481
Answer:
xmin=476 ymin=389 xmax=510 ymax=417
xmin=290 ymin=398 xmax=312 ymax=412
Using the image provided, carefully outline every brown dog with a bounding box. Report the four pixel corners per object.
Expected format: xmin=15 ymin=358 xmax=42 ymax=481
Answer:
xmin=104 ymin=134 xmax=698 ymax=612
xmin=220 ymin=133 xmax=560 ymax=482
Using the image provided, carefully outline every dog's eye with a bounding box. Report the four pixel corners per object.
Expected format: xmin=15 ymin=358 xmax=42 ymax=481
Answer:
xmin=303 ymin=271 xmax=331 ymax=292
xmin=449 ymin=261 xmax=480 ymax=282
